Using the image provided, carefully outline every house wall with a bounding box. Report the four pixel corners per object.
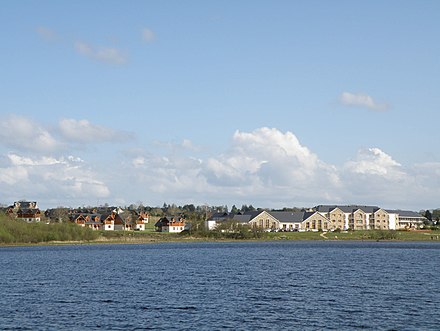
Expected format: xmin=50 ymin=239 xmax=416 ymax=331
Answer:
xmin=279 ymin=222 xmax=301 ymax=231
xmin=249 ymin=211 xmax=280 ymax=230
xmin=328 ymin=208 xmax=345 ymax=230
xmin=350 ymin=210 xmax=367 ymax=230
xmin=205 ymin=220 xmax=217 ymax=230
xmin=163 ymin=225 xmax=185 ymax=233
xmin=135 ymin=223 xmax=145 ymax=231
xmin=372 ymin=209 xmax=389 ymax=230
xmin=398 ymin=217 xmax=424 ymax=229
xmin=104 ymin=222 xmax=114 ymax=231
xmin=388 ymin=213 xmax=398 ymax=230
xmin=17 ymin=216 xmax=41 ymax=223
xmin=303 ymin=213 xmax=329 ymax=231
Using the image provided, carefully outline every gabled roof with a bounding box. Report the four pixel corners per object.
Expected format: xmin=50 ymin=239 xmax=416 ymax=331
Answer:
xmin=155 ymin=216 xmax=185 ymax=227
xmin=14 ymin=201 xmax=38 ymax=209
xmin=17 ymin=208 xmax=41 ymax=215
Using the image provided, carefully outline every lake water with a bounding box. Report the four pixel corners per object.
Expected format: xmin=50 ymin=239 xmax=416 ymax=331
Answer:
xmin=1 ymin=241 xmax=439 ymax=330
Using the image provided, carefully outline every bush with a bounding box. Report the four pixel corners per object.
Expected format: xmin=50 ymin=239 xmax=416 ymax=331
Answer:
xmin=0 ymin=213 xmax=99 ymax=244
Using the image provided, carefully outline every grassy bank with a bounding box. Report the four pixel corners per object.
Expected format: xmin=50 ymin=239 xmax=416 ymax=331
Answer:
xmin=0 ymin=215 xmax=98 ymax=244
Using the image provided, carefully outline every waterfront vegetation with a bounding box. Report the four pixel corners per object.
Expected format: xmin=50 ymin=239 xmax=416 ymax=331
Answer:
xmin=1 ymin=212 xmax=440 ymax=245
xmin=0 ymin=214 xmax=98 ymax=244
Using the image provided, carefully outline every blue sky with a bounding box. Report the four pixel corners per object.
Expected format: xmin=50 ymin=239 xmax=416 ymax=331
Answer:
xmin=1 ymin=1 xmax=439 ymax=210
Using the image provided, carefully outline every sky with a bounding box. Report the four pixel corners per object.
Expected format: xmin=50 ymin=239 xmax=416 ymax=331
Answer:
xmin=1 ymin=1 xmax=439 ymax=211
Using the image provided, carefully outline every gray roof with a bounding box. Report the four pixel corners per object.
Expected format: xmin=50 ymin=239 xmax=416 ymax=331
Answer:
xmin=315 ymin=205 xmax=379 ymax=213
xmin=267 ymin=211 xmax=306 ymax=223
xmin=231 ymin=214 xmax=254 ymax=223
xmin=386 ymin=210 xmax=426 ymax=218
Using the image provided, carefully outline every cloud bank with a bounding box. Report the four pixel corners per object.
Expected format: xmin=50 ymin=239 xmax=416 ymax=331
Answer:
xmin=1 ymin=120 xmax=438 ymax=210
xmin=0 ymin=115 xmax=133 ymax=153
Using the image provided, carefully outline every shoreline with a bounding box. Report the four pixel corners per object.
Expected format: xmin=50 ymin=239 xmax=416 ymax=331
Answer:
xmin=2 ymin=231 xmax=440 ymax=247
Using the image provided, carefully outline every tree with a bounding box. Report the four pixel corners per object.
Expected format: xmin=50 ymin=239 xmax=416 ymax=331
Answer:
xmin=432 ymin=209 xmax=440 ymax=222
xmin=425 ymin=210 xmax=432 ymax=221
xmin=231 ymin=205 xmax=238 ymax=213
xmin=48 ymin=207 xmax=69 ymax=223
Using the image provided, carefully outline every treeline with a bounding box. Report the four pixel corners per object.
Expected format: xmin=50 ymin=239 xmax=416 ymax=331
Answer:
xmin=0 ymin=213 xmax=98 ymax=244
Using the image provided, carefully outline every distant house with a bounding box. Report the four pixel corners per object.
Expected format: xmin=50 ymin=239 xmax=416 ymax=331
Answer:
xmin=103 ymin=211 xmax=127 ymax=231
xmin=67 ymin=207 xmax=146 ymax=231
xmin=137 ymin=212 xmax=149 ymax=224
xmin=134 ymin=219 xmax=146 ymax=231
xmin=71 ymin=214 xmax=102 ymax=230
xmin=12 ymin=201 xmax=41 ymax=223
xmin=16 ymin=208 xmax=41 ymax=223
xmin=155 ymin=216 xmax=186 ymax=233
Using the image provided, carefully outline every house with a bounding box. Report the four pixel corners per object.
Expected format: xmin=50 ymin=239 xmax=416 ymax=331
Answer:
xmin=155 ymin=216 xmax=186 ymax=233
xmin=103 ymin=211 xmax=127 ymax=231
xmin=205 ymin=212 xmax=230 ymax=230
xmin=71 ymin=213 xmax=102 ymax=230
xmin=16 ymin=208 xmax=41 ymax=223
xmin=137 ymin=212 xmax=149 ymax=224
xmin=134 ymin=219 xmax=146 ymax=231
xmin=84 ymin=214 xmax=103 ymax=230
xmin=204 ymin=211 xmax=259 ymax=230
xmin=9 ymin=201 xmax=41 ymax=223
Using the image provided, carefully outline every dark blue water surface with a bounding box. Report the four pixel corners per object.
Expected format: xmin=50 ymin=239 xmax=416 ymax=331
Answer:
xmin=1 ymin=241 xmax=439 ymax=330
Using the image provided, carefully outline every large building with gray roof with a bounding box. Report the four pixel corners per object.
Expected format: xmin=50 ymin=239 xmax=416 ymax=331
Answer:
xmin=205 ymin=205 xmax=427 ymax=231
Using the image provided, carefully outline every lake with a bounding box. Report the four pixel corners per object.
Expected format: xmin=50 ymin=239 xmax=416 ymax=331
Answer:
xmin=1 ymin=241 xmax=439 ymax=330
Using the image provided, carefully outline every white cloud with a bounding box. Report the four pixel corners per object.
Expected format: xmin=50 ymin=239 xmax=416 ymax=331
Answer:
xmin=141 ymin=28 xmax=155 ymax=42
xmin=36 ymin=26 xmax=58 ymax=41
xmin=339 ymin=148 xmax=433 ymax=208
xmin=0 ymin=115 xmax=133 ymax=153
xmin=340 ymin=92 xmax=389 ymax=111
xmin=1 ymin=126 xmax=438 ymax=210
xmin=74 ymin=41 xmax=127 ymax=64
xmin=8 ymin=154 xmax=62 ymax=166
xmin=0 ymin=154 xmax=110 ymax=206
xmin=58 ymin=118 xmax=133 ymax=144
xmin=344 ymin=148 xmax=404 ymax=179
xmin=120 ymin=129 xmax=439 ymax=210
xmin=202 ymin=128 xmax=341 ymax=203
xmin=126 ymin=128 xmax=342 ymax=206
xmin=0 ymin=115 xmax=61 ymax=152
